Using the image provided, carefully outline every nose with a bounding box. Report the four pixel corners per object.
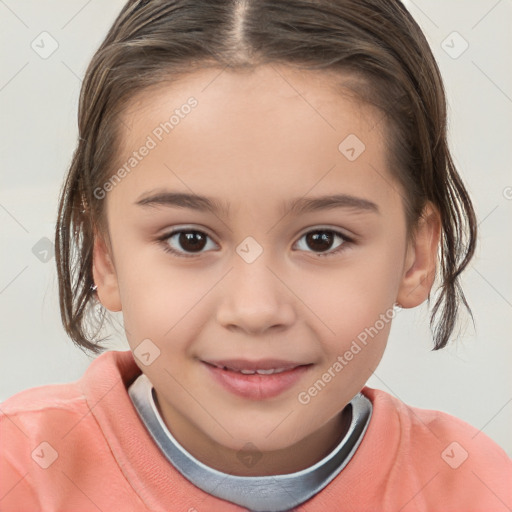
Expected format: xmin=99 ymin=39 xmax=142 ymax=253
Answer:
xmin=215 ymin=251 xmax=297 ymax=335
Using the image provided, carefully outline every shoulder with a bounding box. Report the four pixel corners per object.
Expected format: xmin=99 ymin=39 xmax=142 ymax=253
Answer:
xmin=363 ymin=386 xmax=510 ymax=455
xmin=0 ymin=350 xmax=134 ymax=418
xmin=0 ymin=350 xmax=141 ymax=508
xmin=0 ymin=377 xmax=90 ymax=436
xmin=361 ymin=386 xmax=512 ymax=511
xmin=0 ymin=372 xmax=88 ymax=507
xmin=0 ymin=350 xmax=138 ymax=431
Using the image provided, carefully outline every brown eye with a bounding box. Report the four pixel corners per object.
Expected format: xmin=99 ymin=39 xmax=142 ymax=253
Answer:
xmin=177 ymin=232 xmax=207 ymax=252
xmin=295 ymin=229 xmax=350 ymax=257
xmin=159 ymin=229 xmax=217 ymax=257
xmin=305 ymin=231 xmax=335 ymax=252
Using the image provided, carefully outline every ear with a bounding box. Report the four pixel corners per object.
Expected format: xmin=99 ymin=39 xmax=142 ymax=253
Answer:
xmin=92 ymin=230 xmax=122 ymax=312
xmin=396 ymin=202 xmax=441 ymax=308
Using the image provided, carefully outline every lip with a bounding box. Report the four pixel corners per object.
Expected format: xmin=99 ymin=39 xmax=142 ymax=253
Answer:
xmin=204 ymin=358 xmax=308 ymax=371
xmin=202 ymin=360 xmax=313 ymax=400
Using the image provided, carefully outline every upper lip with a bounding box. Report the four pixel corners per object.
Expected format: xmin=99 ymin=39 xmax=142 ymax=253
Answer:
xmin=203 ymin=359 xmax=311 ymax=371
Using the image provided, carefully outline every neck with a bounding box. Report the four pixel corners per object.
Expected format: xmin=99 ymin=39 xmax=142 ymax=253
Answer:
xmin=153 ymin=391 xmax=352 ymax=476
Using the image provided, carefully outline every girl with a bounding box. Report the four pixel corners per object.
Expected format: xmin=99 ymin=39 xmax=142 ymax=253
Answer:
xmin=1 ymin=0 xmax=511 ymax=510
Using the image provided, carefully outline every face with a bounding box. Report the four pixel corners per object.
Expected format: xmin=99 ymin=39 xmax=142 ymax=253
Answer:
xmin=93 ymin=64 xmax=438 ymax=475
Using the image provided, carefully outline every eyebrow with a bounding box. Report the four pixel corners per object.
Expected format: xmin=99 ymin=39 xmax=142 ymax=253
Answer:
xmin=135 ymin=191 xmax=380 ymax=217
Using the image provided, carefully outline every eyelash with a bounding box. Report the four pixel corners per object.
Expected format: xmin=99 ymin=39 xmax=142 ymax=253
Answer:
xmin=156 ymin=227 xmax=353 ymax=259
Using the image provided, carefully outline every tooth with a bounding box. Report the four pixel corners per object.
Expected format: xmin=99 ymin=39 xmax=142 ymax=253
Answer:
xmin=239 ymin=369 xmax=256 ymax=375
xmin=255 ymin=369 xmax=275 ymax=375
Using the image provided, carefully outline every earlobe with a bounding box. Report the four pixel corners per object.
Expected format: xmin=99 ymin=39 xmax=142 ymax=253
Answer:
xmin=396 ymin=202 xmax=441 ymax=308
xmin=92 ymin=231 xmax=122 ymax=312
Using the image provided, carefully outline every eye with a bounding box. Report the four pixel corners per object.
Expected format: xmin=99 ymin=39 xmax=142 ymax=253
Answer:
xmin=158 ymin=228 xmax=217 ymax=258
xmin=157 ymin=227 xmax=352 ymax=259
xmin=294 ymin=229 xmax=351 ymax=258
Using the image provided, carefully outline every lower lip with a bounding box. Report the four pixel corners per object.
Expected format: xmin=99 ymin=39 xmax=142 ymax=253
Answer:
xmin=203 ymin=362 xmax=312 ymax=400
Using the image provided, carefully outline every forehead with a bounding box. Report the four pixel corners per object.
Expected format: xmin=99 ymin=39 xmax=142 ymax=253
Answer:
xmin=110 ymin=64 xmax=397 ymax=217
xmin=119 ymin=64 xmax=385 ymax=147
xmin=121 ymin=64 xmax=379 ymax=135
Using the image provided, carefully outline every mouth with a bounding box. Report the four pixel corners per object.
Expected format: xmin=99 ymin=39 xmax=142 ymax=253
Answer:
xmin=201 ymin=359 xmax=313 ymax=400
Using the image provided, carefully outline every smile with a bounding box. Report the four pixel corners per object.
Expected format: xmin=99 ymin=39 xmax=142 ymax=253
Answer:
xmin=208 ymin=363 xmax=292 ymax=375
xmin=202 ymin=359 xmax=313 ymax=400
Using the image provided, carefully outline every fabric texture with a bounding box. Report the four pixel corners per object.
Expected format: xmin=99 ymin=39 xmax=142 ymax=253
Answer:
xmin=128 ymin=372 xmax=372 ymax=512
xmin=1 ymin=349 xmax=511 ymax=511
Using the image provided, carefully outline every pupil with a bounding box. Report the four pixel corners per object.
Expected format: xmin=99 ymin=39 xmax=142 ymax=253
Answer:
xmin=180 ymin=232 xmax=206 ymax=252
xmin=307 ymin=231 xmax=332 ymax=252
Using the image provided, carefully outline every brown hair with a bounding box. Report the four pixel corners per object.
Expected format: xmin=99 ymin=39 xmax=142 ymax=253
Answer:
xmin=55 ymin=0 xmax=477 ymax=354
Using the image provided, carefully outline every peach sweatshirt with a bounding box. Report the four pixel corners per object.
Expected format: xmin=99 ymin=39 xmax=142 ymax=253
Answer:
xmin=1 ymin=350 xmax=511 ymax=511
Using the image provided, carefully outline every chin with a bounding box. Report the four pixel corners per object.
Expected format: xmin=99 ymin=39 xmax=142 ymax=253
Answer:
xmin=208 ymin=422 xmax=308 ymax=453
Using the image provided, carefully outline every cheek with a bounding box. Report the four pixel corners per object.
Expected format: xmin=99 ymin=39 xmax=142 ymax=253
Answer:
xmin=303 ymin=254 xmax=402 ymax=339
xmin=117 ymin=257 xmax=205 ymax=346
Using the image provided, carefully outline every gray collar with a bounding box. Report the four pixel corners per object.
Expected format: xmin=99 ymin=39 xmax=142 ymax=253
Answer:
xmin=128 ymin=373 xmax=372 ymax=512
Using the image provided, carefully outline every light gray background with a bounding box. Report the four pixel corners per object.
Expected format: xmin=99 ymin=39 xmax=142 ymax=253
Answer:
xmin=1 ymin=1 xmax=511 ymax=456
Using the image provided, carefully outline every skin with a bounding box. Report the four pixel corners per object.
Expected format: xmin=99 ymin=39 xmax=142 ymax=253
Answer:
xmin=92 ymin=64 xmax=441 ymax=476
